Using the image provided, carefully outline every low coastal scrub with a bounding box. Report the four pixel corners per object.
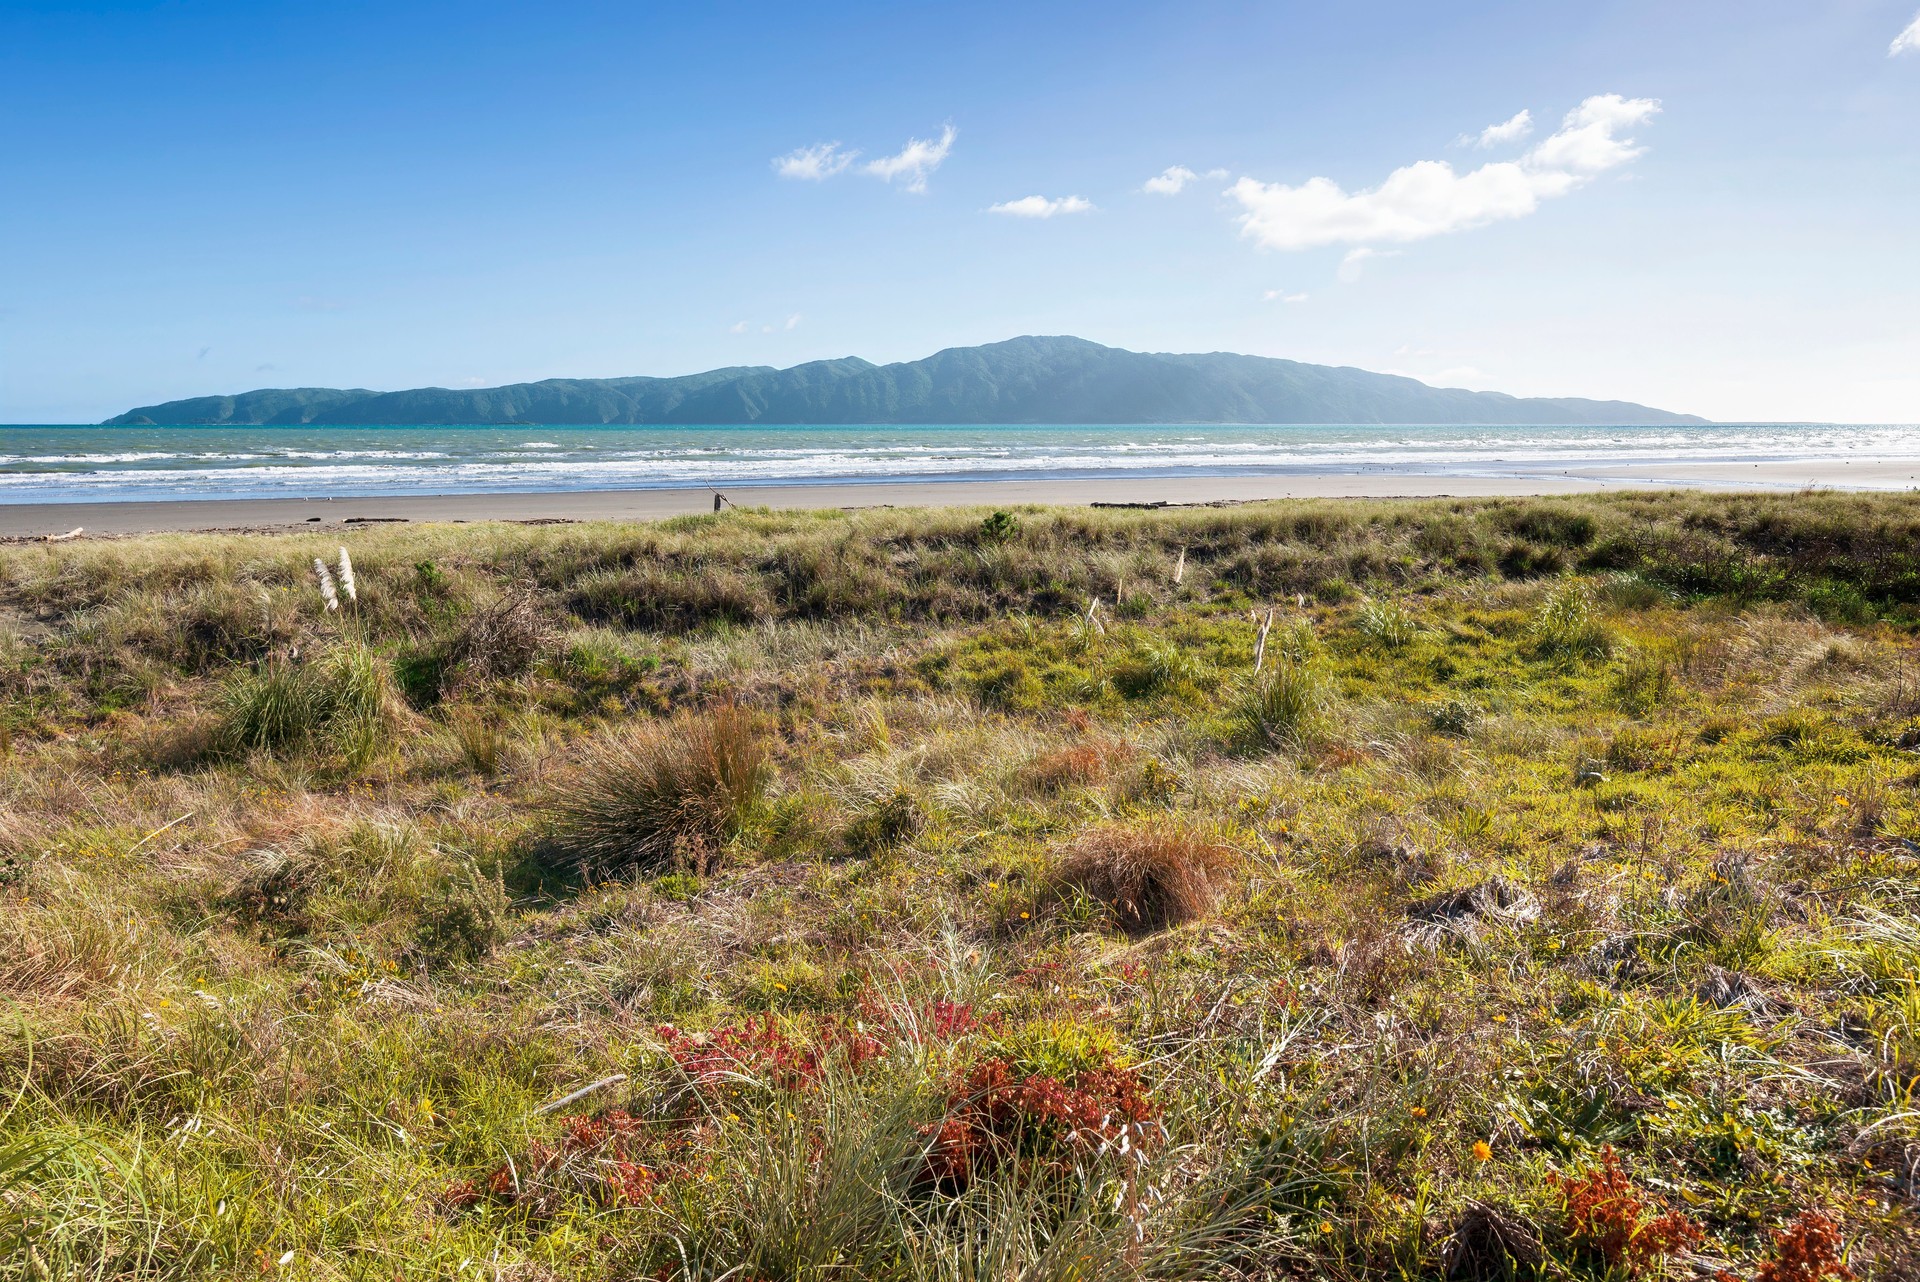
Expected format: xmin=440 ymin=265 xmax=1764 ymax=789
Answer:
xmin=2 ymin=489 xmax=1918 ymax=1278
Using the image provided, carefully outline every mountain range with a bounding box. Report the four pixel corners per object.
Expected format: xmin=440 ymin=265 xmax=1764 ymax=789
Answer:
xmin=105 ymin=336 xmax=1706 ymax=427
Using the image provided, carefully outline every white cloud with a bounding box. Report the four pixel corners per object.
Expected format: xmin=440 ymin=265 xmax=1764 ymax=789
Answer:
xmin=729 ymin=320 xmax=749 ymax=335
xmin=1230 ymin=93 xmax=1660 ymax=252
xmin=1338 ymin=247 xmax=1402 ymax=281
xmin=1143 ymin=165 xmax=1199 ymax=195
xmin=1469 ymin=109 xmax=1533 ymax=148
xmin=1262 ymin=289 xmax=1309 ymax=302
xmin=1145 ymin=165 xmax=1229 ymax=194
xmin=773 ymin=142 xmax=856 ymax=181
xmin=784 ymin=313 xmax=803 ymax=330
xmin=863 ymin=125 xmax=956 ymax=193
xmin=988 ymin=195 xmax=1094 ymax=218
xmin=1893 ymin=10 xmax=1920 ymax=54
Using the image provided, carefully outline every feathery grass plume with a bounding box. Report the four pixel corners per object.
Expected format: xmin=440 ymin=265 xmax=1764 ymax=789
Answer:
xmin=1173 ymin=545 xmax=1186 ymax=584
xmin=1236 ymin=659 xmax=1329 ymax=749
xmin=336 ymin=546 xmax=357 ymax=603
xmin=546 ymin=705 xmax=773 ymax=876
xmin=1048 ymin=822 xmax=1235 ymax=933
xmin=1252 ymin=606 xmax=1275 ymax=673
xmin=312 ymin=557 xmax=339 ymax=612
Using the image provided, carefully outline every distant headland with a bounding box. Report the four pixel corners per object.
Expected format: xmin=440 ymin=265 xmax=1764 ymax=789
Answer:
xmin=105 ymin=335 xmax=1707 ymax=427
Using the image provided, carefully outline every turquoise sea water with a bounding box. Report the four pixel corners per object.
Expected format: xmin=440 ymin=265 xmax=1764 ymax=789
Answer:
xmin=0 ymin=422 xmax=1915 ymax=503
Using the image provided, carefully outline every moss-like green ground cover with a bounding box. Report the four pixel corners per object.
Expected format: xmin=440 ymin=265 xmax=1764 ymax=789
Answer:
xmin=2 ymin=491 xmax=1915 ymax=1279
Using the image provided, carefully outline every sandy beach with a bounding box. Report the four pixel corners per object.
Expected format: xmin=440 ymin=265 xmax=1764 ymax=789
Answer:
xmin=0 ymin=455 xmax=1915 ymax=538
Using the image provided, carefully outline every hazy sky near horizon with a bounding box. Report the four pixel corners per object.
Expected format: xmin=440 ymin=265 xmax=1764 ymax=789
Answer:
xmin=3 ymin=0 xmax=1918 ymax=424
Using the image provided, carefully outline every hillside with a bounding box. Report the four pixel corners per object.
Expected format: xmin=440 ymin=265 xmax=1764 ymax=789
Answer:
xmin=104 ymin=336 xmax=1707 ymax=426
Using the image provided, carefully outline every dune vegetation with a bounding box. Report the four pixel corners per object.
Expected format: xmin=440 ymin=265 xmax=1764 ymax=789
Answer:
xmin=2 ymin=490 xmax=1917 ymax=1279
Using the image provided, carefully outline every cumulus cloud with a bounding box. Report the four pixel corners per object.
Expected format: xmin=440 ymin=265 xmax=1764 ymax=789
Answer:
xmin=988 ymin=195 xmax=1094 ymax=218
xmin=773 ymin=142 xmax=856 ymax=180
xmin=1230 ymin=93 xmax=1659 ymax=253
xmin=863 ymin=125 xmax=957 ymax=192
xmin=1893 ymin=10 xmax=1920 ymax=54
xmin=1469 ymin=109 xmax=1533 ymax=148
xmin=1143 ymin=165 xmax=1228 ymax=194
xmin=1144 ymin=165 xmax=1199 ymax=195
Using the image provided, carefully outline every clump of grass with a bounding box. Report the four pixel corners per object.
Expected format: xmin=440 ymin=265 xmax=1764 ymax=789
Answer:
xmin=1531 ymin=580 xmax=1613 ymax=661
xmin=1112 ymin=640 xmax=1204 ymax=698
xmin=1357 ymin=598 xmax=1421 ymax=649
xmin=1235 ymin=660 xmax=1329 ymax=749
xmin=842 ymin=786 xmax=924 ymax=857
xmin=1047 ymin=823 xmax=1234 ymax=933
xmin=546 ymin=705 xmax=774 ymax=876
xmin=215 ymin=642 xmax=402 ymax=763
xmin=1025 ymin=738 xmax=1136 ymax=792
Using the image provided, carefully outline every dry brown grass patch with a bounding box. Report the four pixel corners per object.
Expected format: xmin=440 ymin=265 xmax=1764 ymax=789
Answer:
xmin=1048 ymin=823 xmax=1236 ymax=934
xmin=1024 ymin=739 xmax=1137 ymax=793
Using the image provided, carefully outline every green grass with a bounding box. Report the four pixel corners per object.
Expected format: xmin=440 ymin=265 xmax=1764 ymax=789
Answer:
xmin=1 ymin=490 xmax=1916 ymax=1279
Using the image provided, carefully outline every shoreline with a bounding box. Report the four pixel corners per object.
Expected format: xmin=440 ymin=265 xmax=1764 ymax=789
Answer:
xmin=1 ymin=460 xmax=1916 ymax=537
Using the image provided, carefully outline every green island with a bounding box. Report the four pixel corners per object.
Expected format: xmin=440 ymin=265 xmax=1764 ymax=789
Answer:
xmin=1 ymin=490 xmax=1911 ymax=1280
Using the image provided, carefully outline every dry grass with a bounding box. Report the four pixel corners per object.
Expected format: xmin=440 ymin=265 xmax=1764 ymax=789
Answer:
xmin=1048 ymin=823 xmax=1237 ymax=934
xmin=544 ymin=704 xmax=774 ymax=876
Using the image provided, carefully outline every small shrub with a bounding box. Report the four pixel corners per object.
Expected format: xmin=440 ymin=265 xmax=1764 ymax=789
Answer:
xmin=438 ymin=587 xmax=550 ymax=695
xmin=546 ymin=705 xmax=774 ymax=876
xmin=1530 ymin=581 xmax=1612 ymax=662
xmin=1048 ymin=823 xmax=1234 ymax=933
xmin=1236 ymin=661 xmax=1328 ymax=749
xmin=978 ymin=511 xmax=1021 ymax=543
xmin=1357 ymin=599 xmax=1421 ymax=649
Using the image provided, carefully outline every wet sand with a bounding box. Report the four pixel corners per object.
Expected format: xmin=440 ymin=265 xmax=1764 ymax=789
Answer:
xmin=1 ymin=459 xmax=1914 ymax=538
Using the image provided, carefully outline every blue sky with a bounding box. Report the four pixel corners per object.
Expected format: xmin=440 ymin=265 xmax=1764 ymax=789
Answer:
xmin=3 ymin=0 xmax=1917 ymax=423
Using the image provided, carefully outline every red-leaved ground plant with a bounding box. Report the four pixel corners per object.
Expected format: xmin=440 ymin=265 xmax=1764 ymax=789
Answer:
xmin=443 ymin=1110 xmax=661 ymax=1219
xmin=922 ymin=1056 xmax=1156 ymax=1188
xmin=1550 ymin=1146 xmax=1704 ymax=1277
xmin=1751 ymin=1212 xmax=1853 ymax=1282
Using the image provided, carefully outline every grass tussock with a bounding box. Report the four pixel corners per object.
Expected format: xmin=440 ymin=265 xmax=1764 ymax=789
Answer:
xmin=1048 ymin=823 xmax=1236 ymax=933
xmin=545 ymin=704 xmax=774 ymax=876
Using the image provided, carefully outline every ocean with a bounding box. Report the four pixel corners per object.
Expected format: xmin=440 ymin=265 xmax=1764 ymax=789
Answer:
xmin=0 ymin=422 xmax=1915 ymax=504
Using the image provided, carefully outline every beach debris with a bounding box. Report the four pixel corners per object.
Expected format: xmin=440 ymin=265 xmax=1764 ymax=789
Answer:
xmin=313 ymin=557 xmax=341 ymax=612
xmin=1173 ymin=546 xmax=1186 ymax=585
xmin=44 ymin=527 xmax=83 ymax=542
xmin=1084 ymin=595 xmax=1106 ymax=635
xmin=337 ymin=547 xmax=357 ymax=604
xmin=1252 ymin=606 xmax=1276 ymax=674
